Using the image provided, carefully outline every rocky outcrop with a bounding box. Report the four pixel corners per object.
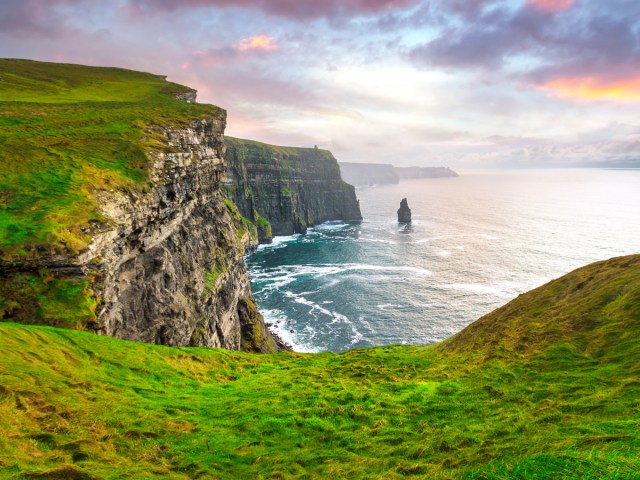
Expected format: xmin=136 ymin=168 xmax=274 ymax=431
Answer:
xmin=223 ymin=137 xmax=362 ymax=241
xmin=395 ymin=166 xmax=458 ymax=180
xmin=398 ymin=198 xmax=412 ymax=223
xmin=1 ymin=112 xmax=282 ymax=352
xmin=339 ymin=162 xmax=399 ymax=187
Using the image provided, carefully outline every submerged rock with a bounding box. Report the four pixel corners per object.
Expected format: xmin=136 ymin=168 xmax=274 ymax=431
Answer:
xmin=398 ymin=198 xmax=412 ymax=223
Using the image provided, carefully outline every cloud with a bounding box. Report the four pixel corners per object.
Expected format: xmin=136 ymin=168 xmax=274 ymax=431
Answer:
xmin=536 ymin=76 xmax=640 ymax=101
xmin=527 ymin=0 xmax=574 ymax=13
xmin=409 ymin=0 xmax=640 ymax=102
xmin=238 ymin=34 xmax=278 ymax=52
xmin=188 ymin=34 xmax=278 ymax=66
xmin=130 ymin=0 xmax=420 ymax=20
xmin=0 ymin=0 xmax=82 ymax=37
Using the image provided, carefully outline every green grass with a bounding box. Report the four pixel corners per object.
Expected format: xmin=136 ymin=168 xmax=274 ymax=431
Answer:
xmin=0 ymin=59 xmax=222 ymax=260
xmin=1 ymin=255 xmax=639 ymax=479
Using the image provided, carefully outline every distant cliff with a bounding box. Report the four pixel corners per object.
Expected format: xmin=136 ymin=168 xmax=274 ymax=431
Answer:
xmin=395 ymin=166 xmax=458 ymax=180
xmin=340 ymin=162 xmax=459 ymax=186
xmin=339 ymin=162 xmax=399 ymax=187
xmin=223 ymin=138 xmax=362 ymax=242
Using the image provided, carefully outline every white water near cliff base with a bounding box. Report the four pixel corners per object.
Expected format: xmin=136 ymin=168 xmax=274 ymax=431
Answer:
xmin=246 ymin=169 xmax=640 ymax=353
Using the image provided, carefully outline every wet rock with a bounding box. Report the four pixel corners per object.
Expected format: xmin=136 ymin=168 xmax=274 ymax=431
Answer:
xmin=398 ymin=198 xmax=412 ymax=223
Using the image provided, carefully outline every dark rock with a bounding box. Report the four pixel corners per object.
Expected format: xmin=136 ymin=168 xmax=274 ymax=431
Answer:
xmin=223 ymin=137 xmax=362 ymax=241
xmin=398 ymin=198 xmax=412 ymax=223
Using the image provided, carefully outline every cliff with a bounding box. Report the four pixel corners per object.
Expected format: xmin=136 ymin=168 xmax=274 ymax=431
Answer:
xmin=395 ymin=166 xmax=458 ymax=179
xmin=0 ymin=59 xmax=281 ymax=352
xmin=339 ymin=162 xmax=399 ymax=187
xmin=223 ymin=137 xmax=362 ymax=241
xmin=339 ymin=162 xmax=459 ymax=186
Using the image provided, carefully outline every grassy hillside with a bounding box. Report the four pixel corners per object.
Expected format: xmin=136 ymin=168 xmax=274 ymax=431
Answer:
xmin=1 ymin=255 xmax=638 ymax=479
xmin=0 ymin=59 xmax=221 ymax=260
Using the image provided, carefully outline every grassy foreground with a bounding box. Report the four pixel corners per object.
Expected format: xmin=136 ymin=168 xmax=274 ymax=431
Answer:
xmin=1 ymin=255 xmax=639 ymax=479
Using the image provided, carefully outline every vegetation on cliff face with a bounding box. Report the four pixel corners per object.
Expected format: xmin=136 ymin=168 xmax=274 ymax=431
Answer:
xmin=223 ymin=136 xmax=361 ymax=241
xmin=1 ymin=255 xmax=638 ymax=479
xmin=0 ymin=59 xmax=219 ymax=260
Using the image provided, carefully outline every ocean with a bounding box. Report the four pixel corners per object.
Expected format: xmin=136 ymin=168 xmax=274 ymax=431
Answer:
xmin=246 ymin=169 xmax=640 ymax=353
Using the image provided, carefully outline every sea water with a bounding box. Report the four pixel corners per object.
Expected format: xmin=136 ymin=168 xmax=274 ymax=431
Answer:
xmin=246 ymin=169 xmax=640 ymax=352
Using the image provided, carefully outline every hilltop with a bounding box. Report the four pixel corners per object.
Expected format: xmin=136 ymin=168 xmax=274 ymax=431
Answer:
xmin=1 ymin=254 xmax=638 ymax=478
xmin=0 ymin=58 xmax=216 ymax=259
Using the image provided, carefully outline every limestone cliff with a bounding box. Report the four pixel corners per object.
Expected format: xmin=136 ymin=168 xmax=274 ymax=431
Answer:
xmin=0 ymin=61 xmax=282 ymax=352
xmin=223 ymin=137 xmax=362 ymax=241
xmin=395 ymin=166 xmax=458 ymax=180
xmin=339 ymin=162 xmax=459 ymax=187
xmin=339 ymin=162 xmax=399 ymax=187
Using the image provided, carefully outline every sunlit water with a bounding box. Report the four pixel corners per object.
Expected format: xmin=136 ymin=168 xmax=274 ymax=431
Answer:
xmin=246 ymin=169 xmax=640 ymax=352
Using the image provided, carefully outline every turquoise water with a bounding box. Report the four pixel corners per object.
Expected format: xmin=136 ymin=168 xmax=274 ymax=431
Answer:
xmin=246 ymin=169 xmax=640 ymax=352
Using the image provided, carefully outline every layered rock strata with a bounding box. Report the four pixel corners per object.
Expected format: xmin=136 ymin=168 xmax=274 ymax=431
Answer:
xmin=1 ymin=115 xmax=282 ymax=352
xmin=223 ymin=137 xmax=362 ymax=241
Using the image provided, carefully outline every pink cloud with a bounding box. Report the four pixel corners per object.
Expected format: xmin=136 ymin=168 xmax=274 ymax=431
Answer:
xmin=535 ymin=75 xmax=640 ymax=101
xmin=238 ymin=34 xmax=278 ymax=52
xmin=527 ymin=0 xmax=574 ymax=13
xmin=188 ymin=34 xmax=278 ymax=66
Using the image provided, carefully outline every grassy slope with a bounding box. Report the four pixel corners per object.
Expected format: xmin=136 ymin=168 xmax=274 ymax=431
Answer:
xmin=1 ymin=255 xmax=639 ymax=479
xmin=0 ymin=59 xmax=220 ymax=260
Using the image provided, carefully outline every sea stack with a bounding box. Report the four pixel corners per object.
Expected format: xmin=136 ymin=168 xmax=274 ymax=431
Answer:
xmin=398 ymin=198 xmax=412 ymax=223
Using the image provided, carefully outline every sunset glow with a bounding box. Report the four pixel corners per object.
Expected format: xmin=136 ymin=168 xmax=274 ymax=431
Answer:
xmin=540 ymin=76 xmax=640 ymax=101
xmin=238 ymin=34 xmax=278 ymax=52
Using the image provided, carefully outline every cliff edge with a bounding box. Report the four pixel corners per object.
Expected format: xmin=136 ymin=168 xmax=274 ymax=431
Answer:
xmin=0 ymin=59 xmax=281 ymax=352
xmin=223 ymin=137 xmax=362 ymax=241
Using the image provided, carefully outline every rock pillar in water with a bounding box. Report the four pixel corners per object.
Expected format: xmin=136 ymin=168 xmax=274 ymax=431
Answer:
xmin=398 ymin=198 xmax=412 ymax=223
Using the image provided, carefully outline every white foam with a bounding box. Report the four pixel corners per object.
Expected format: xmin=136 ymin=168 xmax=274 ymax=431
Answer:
xmin=256 ymin=234 xmax=301 ymax=251
xmin=282 ymin=290 xmax=364 ymax=345
xmin=261 ymin=308 xmax=321 ymax=353
xmin=376 ymin=303 xmax=399 ymax=310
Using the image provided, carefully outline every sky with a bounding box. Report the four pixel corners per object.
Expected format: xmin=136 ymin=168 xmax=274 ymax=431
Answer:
xmin=1 ymin=0 xmax=640 ymax=167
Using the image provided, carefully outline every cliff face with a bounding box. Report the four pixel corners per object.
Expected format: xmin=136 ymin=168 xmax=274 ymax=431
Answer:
xmin=339 ymin=162 xmax=459 ymax=186
xmin=395 ymin=166 xmax=458 ymax=180
xmin=91 ymin=120 xmax=280 ymax=351
xmin=339 ymin=162 xmax=399 ymax=187
xmin=0 ymin=61 xmax=281 ymax=352
xmin=223 ymin=137 xmax=362 ymax=240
